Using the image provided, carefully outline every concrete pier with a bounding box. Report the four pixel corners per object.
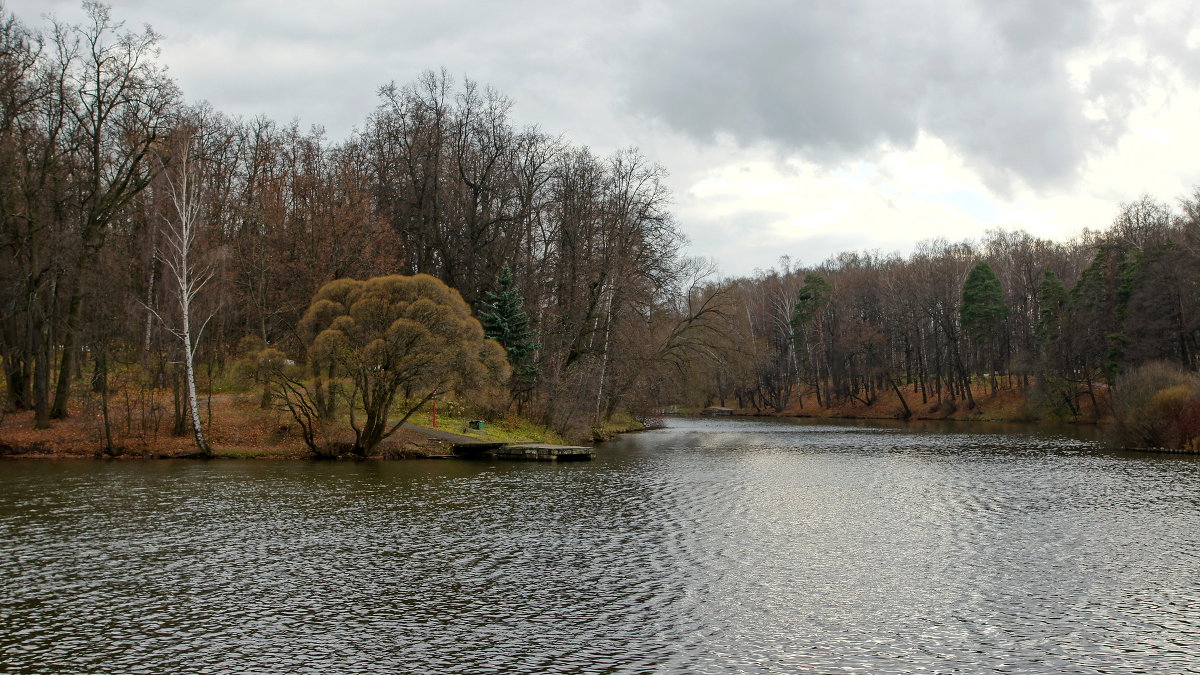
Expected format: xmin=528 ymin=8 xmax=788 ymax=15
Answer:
xmin=402 ymin=424 xmax=594 ymax=461
xmin=494 ymin=443 xmax=594 ymax=461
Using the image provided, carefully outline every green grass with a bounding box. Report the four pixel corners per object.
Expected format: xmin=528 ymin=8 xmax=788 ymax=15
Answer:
xmin=405 ymin=407 xmax=567 ymax=445
xmin=591 ymin=412 xmax=647 ymax=440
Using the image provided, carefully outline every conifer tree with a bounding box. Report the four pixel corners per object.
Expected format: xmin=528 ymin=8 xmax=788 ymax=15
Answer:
xmin=1035 ymin=268 xmax=1078 ymax=416
xmin=1035 ymin=268 xmax=1069 ymax=351
xmin=961 ymin=261 xmax=1007 ymax=393
xmin=479 ymin=267 xmax=540 ymax=398
xmin=791 ymin=273 xmax=832 ymax=406
xmin=961 ymin=261 xmax=1006 ymax=337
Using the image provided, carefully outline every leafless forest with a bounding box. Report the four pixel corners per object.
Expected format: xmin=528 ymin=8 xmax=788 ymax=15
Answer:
xmin=3 ymin=5 xmax=1200 ymax=447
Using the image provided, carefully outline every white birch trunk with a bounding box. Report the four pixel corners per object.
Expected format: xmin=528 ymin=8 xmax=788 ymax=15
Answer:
xmin=594 ymin=282 xmax=614 ymax=425
xmin=178 ymin=238 xmax=208 ymax=454
xmin=158 ymin=140 xmax=214 ymax=455
xmin=143 ymin=261 xmax=154 ymax=353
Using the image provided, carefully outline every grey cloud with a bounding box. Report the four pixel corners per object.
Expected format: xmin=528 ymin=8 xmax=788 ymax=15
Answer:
xmin=1121 ymin=1 xmax=1200 ymax=83
xmin=623 ymin=0 xmax=1101 ymax=189
xmin=1086 ymin=57 xmax=1154 ymax=142
xmin=13 ymin=0 xmax=1191 ymax=193
xmin=7 ymin=0 xmax=632 ymax=142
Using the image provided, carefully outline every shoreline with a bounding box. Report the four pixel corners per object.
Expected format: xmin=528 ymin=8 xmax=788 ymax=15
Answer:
xmin=741 ymin=410 xmax=1105 ymax=425
xmin=0 ymin=386 xmax=1112 ymax=460
xmin=696 ymin=384 xmax=1111 ymax=427
xmin=0 ymin=393 xmax=638 ymax=460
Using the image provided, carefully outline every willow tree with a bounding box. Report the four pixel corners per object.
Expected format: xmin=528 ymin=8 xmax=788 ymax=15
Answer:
xmin=298 ymin=274 xmax=509 ymax=456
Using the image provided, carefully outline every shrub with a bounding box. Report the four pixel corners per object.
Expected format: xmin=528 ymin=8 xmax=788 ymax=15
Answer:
xmin=1111 ymin=362 xmax=1200 ymax=449
xmin=1031 ymin=374 xmax=1079 ymax=421
xmin=1173 ymin=393 xmax=1200 ymax=450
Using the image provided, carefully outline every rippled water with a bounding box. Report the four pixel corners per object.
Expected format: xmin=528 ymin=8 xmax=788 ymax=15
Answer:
xmin=3 ymin=417 xmax=1200 ymax=673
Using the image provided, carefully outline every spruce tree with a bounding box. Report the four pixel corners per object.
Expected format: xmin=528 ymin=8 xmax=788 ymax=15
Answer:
xmin=479 ymin=267 xmax=540 ymax=396
xmin=1035 ymin=268 xmax=1079 ymax=417
xmin=1035 ymin=268 xmax=1069 ymax=350
xmin=961 ymin=261 xmax=1007 ymax=394
xmin=960 ymin=261 xmax=1006 ymax=337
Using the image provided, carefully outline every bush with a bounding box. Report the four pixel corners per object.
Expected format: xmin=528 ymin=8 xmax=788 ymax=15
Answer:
xmin=1030 ymin=374 xmax=1079 ymax=421
xmin=1112 ymin=362 xmax=1200 ymax=449
xmin=1172 ymin=392 xmax=1200 ymax=451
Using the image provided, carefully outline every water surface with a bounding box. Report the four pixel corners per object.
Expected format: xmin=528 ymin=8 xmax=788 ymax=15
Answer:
xmin=2 ymin=417 xmax=1199 ymax=673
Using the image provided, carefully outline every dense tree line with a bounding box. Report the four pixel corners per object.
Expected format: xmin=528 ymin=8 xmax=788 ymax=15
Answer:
xmin=0 ymin=4 xmax=711 ymax=443
xmin=683 ymin=195 xmax=1200 ymax=421
xmin=5 ymin=4 xmax=1199 ymax=450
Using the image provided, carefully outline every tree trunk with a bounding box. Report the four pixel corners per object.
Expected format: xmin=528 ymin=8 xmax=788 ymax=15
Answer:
xmin=50 ymin=286 xmax=84 ymax=419
xmin=171 ymin=367 xmax=186 ymax=436
xmin=5 ymin=350 xmax=31 ymax=411
xmin=96 ymin=348 xmax=114 ymax=454
xmin=889 ymin=375 xmax=912 ymax=419
xmin=181 ymin=298 xmax=210 ymax=455
xmin=34 ymin=339 xmax=50 ymax=429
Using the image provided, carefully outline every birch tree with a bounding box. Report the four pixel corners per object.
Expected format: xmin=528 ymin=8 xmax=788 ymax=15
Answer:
xmin=152 ymin=140 xmax=215 ymax=455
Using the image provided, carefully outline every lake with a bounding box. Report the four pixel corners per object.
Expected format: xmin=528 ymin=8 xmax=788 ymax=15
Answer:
xmin=2 ymin=417 xmax=1199 ymax=673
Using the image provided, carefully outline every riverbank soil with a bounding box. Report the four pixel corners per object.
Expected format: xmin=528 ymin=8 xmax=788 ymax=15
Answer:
xmin=733 ymin=383 xmax=1110 ymax=424
xmin=0 ymin=394 xmax=447 ymax=459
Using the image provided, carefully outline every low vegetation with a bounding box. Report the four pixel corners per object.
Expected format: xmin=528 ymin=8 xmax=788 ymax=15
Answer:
xmin=1111 ymin=362 xmax=1200 ymax=450
xmin=405 ymin=408 xmax=567 ymax=446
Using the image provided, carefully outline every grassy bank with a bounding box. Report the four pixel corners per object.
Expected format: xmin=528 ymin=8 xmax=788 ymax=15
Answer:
xmin=405 ymin=407 xmax=568 ymax=445
xmin=591 ymin=413 xmax=652 ymax=441
xmin=0 ymin=393 xmax=568 ymax=460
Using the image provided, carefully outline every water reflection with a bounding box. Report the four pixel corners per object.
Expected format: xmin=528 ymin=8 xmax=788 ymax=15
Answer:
xmin=2 ymin=417 xmax=1199 ymax=673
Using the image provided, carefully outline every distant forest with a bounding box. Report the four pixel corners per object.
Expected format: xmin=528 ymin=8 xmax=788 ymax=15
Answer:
xmin=2 ymin=4 xmax=1199 ymax=441
xmin=712 ymin=209 xmax=1199 ymax=420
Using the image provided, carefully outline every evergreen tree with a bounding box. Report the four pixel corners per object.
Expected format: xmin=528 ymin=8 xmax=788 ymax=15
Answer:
xmin=1071 ymin=247 xmax=1123 ymax=384
xmin=791 ymin=273 xmax=832 ymax=406
xmin=961 ymin=261 xmax=1007 ymax=393
xmin=792 ymin=273 xmax=832 ymax=329
xmin=960 ymin=261 xmax=1006 ymax=337
xmin=1035 ymin=268 xmax=1069 ymax=350
xmin=1035 ymin=268 xmax=1079 ymax=417
xmin=479 ymin=267 xmax=540 ymax=397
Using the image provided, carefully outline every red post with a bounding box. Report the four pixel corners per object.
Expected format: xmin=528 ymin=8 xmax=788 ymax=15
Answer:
xmin=431 ymin=390 xmax=438 ymax=428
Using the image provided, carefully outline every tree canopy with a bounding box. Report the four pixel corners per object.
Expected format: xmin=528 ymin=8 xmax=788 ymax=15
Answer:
xmin=299 ymin=274 xmax=509 ymax=455
xmin=960 ymin=261 xmax=1006 ymax=338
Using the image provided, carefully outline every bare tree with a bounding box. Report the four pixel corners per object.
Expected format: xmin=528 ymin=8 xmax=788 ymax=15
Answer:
xmin=148 ymin=139 xmax=215 ymax=455
xmin=48 ymin=2 xmax=178 ymax=419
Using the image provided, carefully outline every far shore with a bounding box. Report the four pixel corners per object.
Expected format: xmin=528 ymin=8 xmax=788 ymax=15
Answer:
xmin=0 ymin=384 xmax=1108 ymax=461
xmin=695 ymin=384 xmax=1110 ymax=426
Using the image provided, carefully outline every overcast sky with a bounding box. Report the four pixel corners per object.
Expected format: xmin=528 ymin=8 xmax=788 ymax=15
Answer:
xmin=12 ymin=0 xmax=1200 ymax=276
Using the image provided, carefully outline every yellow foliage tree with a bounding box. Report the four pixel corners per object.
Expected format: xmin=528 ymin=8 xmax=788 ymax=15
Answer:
xmin=298 ymin=274 xmax=509 ymax=456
